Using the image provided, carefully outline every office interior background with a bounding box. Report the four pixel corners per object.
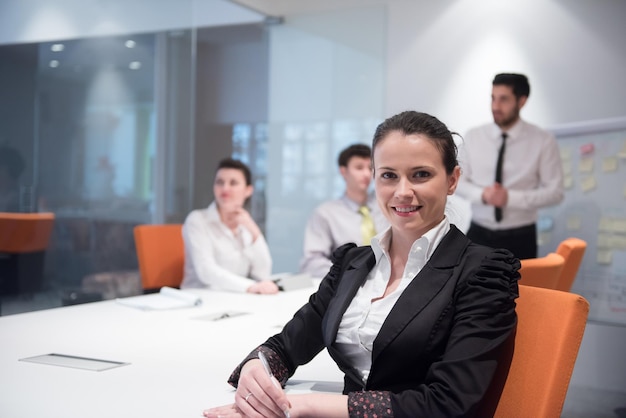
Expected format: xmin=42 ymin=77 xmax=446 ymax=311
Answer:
xmin=1 ymin=0 xmax=625 ymax=415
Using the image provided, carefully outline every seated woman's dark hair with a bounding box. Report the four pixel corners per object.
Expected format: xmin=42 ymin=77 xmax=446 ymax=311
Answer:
xmin=216 ymin=158 xmax=252 ymax=186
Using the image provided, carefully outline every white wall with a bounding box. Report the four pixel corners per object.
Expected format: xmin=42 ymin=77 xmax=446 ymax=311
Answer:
xmin=0 ymin=0 xmax=264 ymax=45
xmin=385 ymin=0 xmax=626 ymax=135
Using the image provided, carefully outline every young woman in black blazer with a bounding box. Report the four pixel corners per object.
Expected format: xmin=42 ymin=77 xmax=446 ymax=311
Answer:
xmin=204 ymin=111 xmax=520 ymax=418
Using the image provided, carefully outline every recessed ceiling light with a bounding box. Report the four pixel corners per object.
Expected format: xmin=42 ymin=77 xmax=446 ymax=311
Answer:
xmin=51 ymin=44 xmax=64 ymax=52
xmin=129 ymin=61 xmax=141 ymax=70
xmin=125 ymin=40 xmax=136 ymax=48
xmin=49 ymin=60 xmax=60 ymax=68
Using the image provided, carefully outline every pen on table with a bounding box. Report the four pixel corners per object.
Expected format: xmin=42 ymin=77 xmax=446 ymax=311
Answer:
xmin=258 ymin=351 xmax=291 ymax=418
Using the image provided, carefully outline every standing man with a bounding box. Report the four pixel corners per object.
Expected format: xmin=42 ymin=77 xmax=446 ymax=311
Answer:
xmin=457 ymin=73 xmax=564 ymax=259
xmin=299 ymin=144 xmax=388 ymax=277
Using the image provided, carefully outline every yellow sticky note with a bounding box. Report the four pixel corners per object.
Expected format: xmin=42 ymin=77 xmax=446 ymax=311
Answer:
xmin=537 ymin=231 xmax=551 ymax=247
xmin=564 ymin=175 xmax=573 ymax=189
xmin=567 ymin=215 xmax=582 ymax=230
xmin=613 ymin=235 xmax=626 ymax=250
xmin=580 ymin=175 xmax=596 ymax=192
xmin=579 ymin=157 xmax=594 ymax=173
xmin=614 ymin=219 xmax=626 ymax=233
xmin=599 ymin=217 xmax=613 ymax=232
xmin=597 ymin=233 xmax=611 ymax=248
xmin=562 ymin=161 xmax=572 ymax=176
xmin=602 ymin=156 xmax=618 ymax=172
xmin=597 ymin=249 xmax=613 ymax=265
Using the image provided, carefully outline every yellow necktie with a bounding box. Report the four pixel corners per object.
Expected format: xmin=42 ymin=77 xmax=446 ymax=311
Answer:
xmin=359 ymin=206 xmax=376 ymax=245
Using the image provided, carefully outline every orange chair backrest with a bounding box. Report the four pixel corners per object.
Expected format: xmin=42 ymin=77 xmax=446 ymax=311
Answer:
xmin=555 ymin=238 xmax=587 ymax=292
xmin=133 ymin=224 xmax=184 ymax=290
xmin=0 ymin=212 xmax=55 ymax=253
xmin=519 ymin=252 xmax=565 ymax=289
xmin=493 ymin=285 xmax=589 ymax=418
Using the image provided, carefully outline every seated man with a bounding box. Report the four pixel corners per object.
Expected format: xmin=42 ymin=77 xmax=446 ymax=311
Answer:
xmin=299 ymin=144 xmax=388 ymax=277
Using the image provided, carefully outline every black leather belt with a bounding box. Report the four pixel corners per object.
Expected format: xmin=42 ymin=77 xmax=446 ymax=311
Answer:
xmin=470 ymin=222 xmax=536 ymax=238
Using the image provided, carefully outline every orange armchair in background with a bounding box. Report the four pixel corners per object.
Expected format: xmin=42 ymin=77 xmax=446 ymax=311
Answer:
xmin=555 ymin=237 xmax=587 ymax=292
xmin=519 ymin=252 xmax=565 ymax=290
xmin=133 ymin=224 xmax=184 ymax=292
xmin=0 ymin=212 xmax=55 ymax=295
xmin=491 ymin=285 xmax=589 ymax=418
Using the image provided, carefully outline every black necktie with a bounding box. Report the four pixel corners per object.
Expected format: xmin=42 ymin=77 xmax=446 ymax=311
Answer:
xmin=494 ymin=132 xmax=507 ymax=222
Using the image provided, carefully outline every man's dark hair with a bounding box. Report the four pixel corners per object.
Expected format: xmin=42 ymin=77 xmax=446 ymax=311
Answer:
xmin=493 ymin=73 xmax=530 ymax=99
xmin=337 ymin=144 xmax=371 ymax=168
xmin=216 ymin=157 xmax=252 ymax=186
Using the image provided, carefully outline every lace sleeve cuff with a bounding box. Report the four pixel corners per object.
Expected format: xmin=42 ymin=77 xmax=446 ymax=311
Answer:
xmin=227 ymin=346 xmax=290 ymax=388
xmin=347 ymin=390 xmax=394 ymax=418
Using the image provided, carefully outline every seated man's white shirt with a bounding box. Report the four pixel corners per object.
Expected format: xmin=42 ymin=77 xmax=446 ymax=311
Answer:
xmin=335 ymin=217 xmax=450 ymax=384
xmin=181 ymin=202 xmax=272 ymax=292
xmin=445 ymin=194 xmax=472 ymax=233
xmin=299 ymin=194 xmax=388 ymax=278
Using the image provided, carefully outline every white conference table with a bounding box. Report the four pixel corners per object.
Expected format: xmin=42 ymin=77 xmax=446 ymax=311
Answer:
xmin=0 ymin=285 xmax=343 ymax=418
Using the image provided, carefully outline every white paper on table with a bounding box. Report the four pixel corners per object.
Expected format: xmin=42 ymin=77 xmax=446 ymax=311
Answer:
xmin=116 ymin=287 xmax=202 ymax=310
xmin=271 ymin=272 xmax=314 ymax=291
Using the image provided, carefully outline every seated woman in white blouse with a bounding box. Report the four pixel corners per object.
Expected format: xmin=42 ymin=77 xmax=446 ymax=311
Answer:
xmin=181 ymin=158 xmax=279 ymax=294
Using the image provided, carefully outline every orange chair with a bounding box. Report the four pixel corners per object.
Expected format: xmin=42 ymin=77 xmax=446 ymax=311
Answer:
xmin=133 ymin=224 xmax=184 ymax=292
xmin=491 ymin=285 xmax=589 ymax=418
xmin=518 ymin=252 xmax=565 ymax=289
xmin=555 ymin=238 xmax=587 ymax=292
xmin=0 ymin=212 xmax=55 ymax=295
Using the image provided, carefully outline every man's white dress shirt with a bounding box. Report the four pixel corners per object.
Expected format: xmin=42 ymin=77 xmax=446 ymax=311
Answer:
xmin=299 ymin=194 xmax=388 ymax=278
xmin=457 ymin=119 xmax=564 ymax=230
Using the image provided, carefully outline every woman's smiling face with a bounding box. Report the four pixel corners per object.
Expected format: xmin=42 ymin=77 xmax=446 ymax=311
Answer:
xmin=373 ymin=130 xmax=460 ymax=242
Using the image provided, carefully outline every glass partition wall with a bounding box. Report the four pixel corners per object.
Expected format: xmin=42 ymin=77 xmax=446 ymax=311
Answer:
xmin=265 ymin=7 xmax=387 ymax=273
xmin=0 ymin=2 xmax=386 ymax=314
xmin=0 ymin=29 xmax=197 ymax=310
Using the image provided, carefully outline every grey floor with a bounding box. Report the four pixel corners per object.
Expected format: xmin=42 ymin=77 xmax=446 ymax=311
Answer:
xmin=562 ymin=386 xmax=626 ymax=418
xmin=1 ymin=290 xmax=65 ymax=315
xmin=2 ymin=291 xmax=626 ymax=418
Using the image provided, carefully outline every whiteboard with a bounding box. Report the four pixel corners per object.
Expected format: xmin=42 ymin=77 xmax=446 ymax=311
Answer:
xmin=538 ymin=117 xmax=626 ymax=326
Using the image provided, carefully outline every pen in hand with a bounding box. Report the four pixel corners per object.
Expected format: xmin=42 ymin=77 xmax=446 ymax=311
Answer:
xmin=258 ymin=351 xmax=291 ymax=418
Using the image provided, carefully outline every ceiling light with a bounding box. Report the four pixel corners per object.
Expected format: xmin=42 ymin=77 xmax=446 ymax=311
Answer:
xmin=125 ymin=40 xmax=136 ymax=48
xmin=49 ymin=60 xmax=60 ymax=68
xmin=51 ymin=44 xmax=64 ymax=52
xmin=129 ymin=61 xmax=141 ymax=70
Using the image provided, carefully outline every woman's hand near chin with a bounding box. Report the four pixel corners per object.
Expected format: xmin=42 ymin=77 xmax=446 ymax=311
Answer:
xmin=229 ymin=207 xmax=262 ymax=241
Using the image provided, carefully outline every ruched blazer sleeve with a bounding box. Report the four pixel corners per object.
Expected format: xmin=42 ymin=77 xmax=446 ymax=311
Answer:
xmin=230 ymin=225 xmax=520 ymax=418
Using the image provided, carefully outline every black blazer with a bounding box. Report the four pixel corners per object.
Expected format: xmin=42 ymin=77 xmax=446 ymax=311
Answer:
xmin=259 ymin=225 xmax=519 ymax=417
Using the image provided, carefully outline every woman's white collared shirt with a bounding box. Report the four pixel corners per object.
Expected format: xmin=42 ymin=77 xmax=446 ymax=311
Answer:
xmin=181 ymin=202 xmax=272 ymax=292
xmin=335 ymin=217 xmax=450 ymax=384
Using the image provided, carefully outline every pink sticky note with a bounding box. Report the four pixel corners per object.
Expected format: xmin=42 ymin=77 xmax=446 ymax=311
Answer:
xmin=580 ymin=143 xmax=594 ymax=155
